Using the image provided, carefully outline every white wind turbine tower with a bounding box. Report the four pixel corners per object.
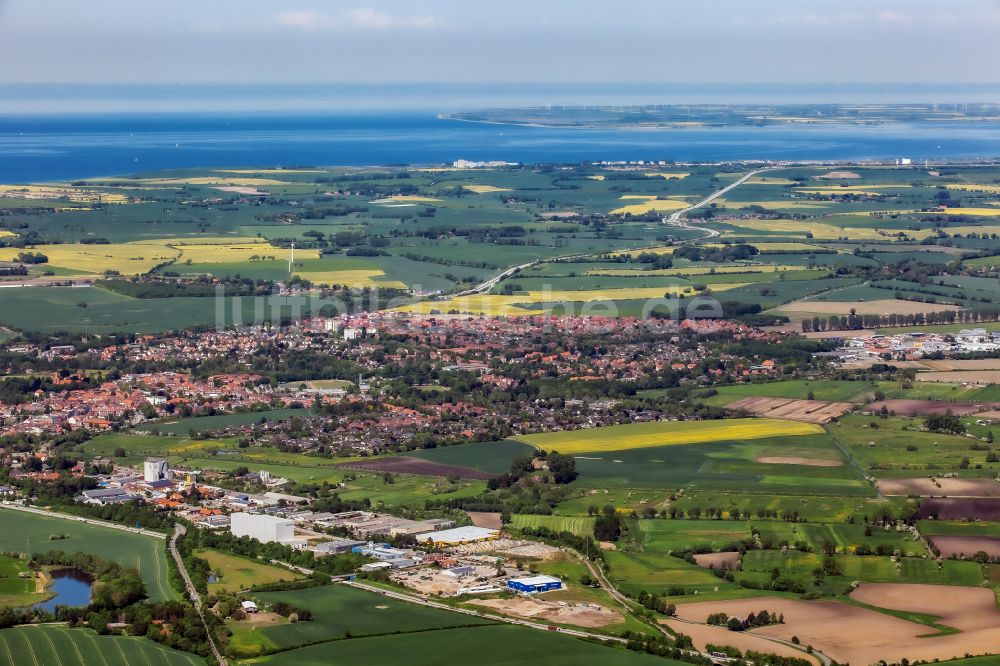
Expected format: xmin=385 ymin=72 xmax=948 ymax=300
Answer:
xmin=288 ymin=242 xmax=295 ymax=277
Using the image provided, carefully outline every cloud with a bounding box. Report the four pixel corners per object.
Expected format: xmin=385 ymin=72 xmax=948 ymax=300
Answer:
xmin=275 ymin=8 xmax=446 ymax=32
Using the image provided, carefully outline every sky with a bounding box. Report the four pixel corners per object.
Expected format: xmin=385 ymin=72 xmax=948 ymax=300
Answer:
xmin=1 ymin=0 xmax=999 ymax=84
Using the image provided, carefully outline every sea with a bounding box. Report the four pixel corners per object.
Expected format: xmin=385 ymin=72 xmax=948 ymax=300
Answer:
xmin=1 ymin=83 xmax=1000 ymax=183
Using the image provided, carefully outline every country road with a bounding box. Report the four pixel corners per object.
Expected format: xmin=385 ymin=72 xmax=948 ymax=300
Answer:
xmin=169 ymin=524 xmax=227 ymax=666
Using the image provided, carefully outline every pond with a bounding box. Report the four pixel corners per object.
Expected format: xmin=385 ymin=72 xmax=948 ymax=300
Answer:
xmin=33 ymin=569 xmax=92 ymax=612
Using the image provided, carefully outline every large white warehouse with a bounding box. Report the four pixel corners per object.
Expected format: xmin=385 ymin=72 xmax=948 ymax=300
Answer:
xmin=230 ymin=512 xmax=294 ymax=544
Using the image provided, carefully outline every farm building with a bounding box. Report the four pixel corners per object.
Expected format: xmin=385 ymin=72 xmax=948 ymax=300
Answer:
xmin=230 ymin=512 xmax=294 ymax=544
xmin=240 ymin=601 xmax=258 ymax=613
xmin=507 ymin=575 xmax=563 ymax=594
xmin=415 ymin=526 xmax=499 ymax=546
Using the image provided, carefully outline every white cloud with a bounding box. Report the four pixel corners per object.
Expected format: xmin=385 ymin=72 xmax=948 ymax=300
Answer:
xmin=275 ymin=8 xmax=446 ymax=31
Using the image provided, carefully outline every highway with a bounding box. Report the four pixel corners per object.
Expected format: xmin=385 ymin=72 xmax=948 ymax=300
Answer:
xmin=664 ymin=166 xmax=777 ymax=240
xmin=455 ymin=166 xmax=774 ymax=297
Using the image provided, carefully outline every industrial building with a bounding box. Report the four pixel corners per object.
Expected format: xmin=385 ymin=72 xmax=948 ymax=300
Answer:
xmin=230 ymin=512 xmax=294 ymax=544
xmin=143 ymin=457 xmax=170 ymax=483
xmin=507 ymin=575 xmax=563 ymax=594
xmin=415 ymin=526 xmax=499 ymax=546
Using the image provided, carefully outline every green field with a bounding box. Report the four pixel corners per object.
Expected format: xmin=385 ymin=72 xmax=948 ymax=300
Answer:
xmin=671 ymin=491 xmax=913 ymax=524
xmin=0 ymin=508 xmax=176 ymax=602
xmin=682 ymin=379 xmax=875 ymax=407
xmin=229 ymin=583 xmax=494 ymax=656
xmin=408 ymin=440 xmax=536 ymax=475
xmin=139 ymin=408 xmax=310 ymax=435
xmin=604 ymin=550 xmax=738 ymax=596
xmin=0 ymin=555 xmax=43 ymax=608
xmin=832 ymin=414 xmax=1000 ymax=477
xmin=0 ymin=286 xmax=331 ymax=334
xmin=196 ymin=549 xmax=303 ymax=594
xmin=741 ymin=550 xmax=983 ymax=588
xmin=509 ymin=514 xmax=596 ymax=537
xmin=637 ymin=519 xmax=750 ymax=552
xmin=917 ymin=521 xmax=1000 ymax=537
xmin=0 ymin=625 xmax=201 ymax=666
xmin=569 ymin=433 xmax=871 ymax=496
xmin=239 ymin=624 xmax=678 ymax=666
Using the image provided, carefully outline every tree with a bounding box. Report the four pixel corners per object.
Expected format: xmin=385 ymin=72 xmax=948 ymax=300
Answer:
xmin=924 ymin=411 xmax=965 ymax=435
xmin=593 ymin=513 xmax=622 ymax=541
xmin=547 ymin=454 xmax=577 ymax=484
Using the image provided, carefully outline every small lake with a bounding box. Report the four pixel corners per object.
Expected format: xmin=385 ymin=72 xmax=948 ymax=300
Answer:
xmin=33 ymin=569 xmax=92 ymax=612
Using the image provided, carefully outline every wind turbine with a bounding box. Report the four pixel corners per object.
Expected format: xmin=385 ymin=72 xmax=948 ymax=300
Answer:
xmin=288 ymin=242 xmax=295 ymax=276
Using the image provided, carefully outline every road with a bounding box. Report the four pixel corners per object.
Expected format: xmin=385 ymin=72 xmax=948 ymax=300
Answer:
xmin=664 ymin=166 xmax=776 ymax=240
xmin=452 ymin=259 xmax=541 ymax=297
xmin=455 ymin=166 xmax=774 ymax=297
xmin=169 ymin=524 xmax=227 ymax=666
xmin=0 ymin=502 xmax=168 ymax=539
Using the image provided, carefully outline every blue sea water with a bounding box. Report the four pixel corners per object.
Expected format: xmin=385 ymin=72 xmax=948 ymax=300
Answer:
xmin=1 ymin=84 xmax=999 ymax=182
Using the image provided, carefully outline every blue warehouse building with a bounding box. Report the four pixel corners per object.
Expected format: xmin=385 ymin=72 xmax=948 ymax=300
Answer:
xmin=506 ymin=575 xmax=563 ymax=594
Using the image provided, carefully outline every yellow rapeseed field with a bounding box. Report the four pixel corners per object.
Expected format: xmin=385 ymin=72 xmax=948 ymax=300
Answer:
xmin=0 ymin=185 xmax=127 ymax=204
xmin=721 ymin=219 xmax=884 ymax=240
xmin=944 ymin=184 xmax=1000 ymax=194
xmin=176 ymin=243 xmax=317 ymax=264
xmin=610 ymin=246 xmax=676 ymax=257
xmin=589 ymin=265 xmax=802 ymax=277
xmin=0 ymin=230 xmax=15 ymax=238
xmin=939 ymin=208 xmax=1000 ymax=217
xmin=371 ymin=195 xmax=443 ymax=204
xmin=295 ymin=270 xmax=405 ymax=289
xmin=463 ymin=185 xmax=512 ymax=193
xmin=0 ymin=242 xmax=180 ymax=275
xmin=643 ymin=172 xmax=689 ymax=179
xmin=610 ymin=198 xmax=690 ymax=215
xmin=515 ymin=418 xmax=823 ymax=454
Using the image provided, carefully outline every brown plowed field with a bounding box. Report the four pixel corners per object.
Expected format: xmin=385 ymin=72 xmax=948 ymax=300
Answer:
xmin=780 ymin=299 xmax=960 ymax=315
xmin=929 ymin=535 xmax=1000 ymax=559
xmin=918 ymin=370 xmax=1000 ymax=384
xmin=920 ymin=359 xmax=1000 ymax=371
xmin=692 ymin=551 xmax=741 ymax=569
xmin=917 ymin=498 xmax=1000 ymax=520
xmin=877 ymin=477 xmax=1000 ymax=497
xmin=727 ymin=396 xmax=853 ymax=424
xmin=865 ymin=399 xmax=994 ymax=416
xmin=669 ymin=584 xmax=1000 ymax=665
xmin=337 ymin=456 xmax=494 ymax=480
xmin=661 ymin=619 xmax=820 ymax=665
